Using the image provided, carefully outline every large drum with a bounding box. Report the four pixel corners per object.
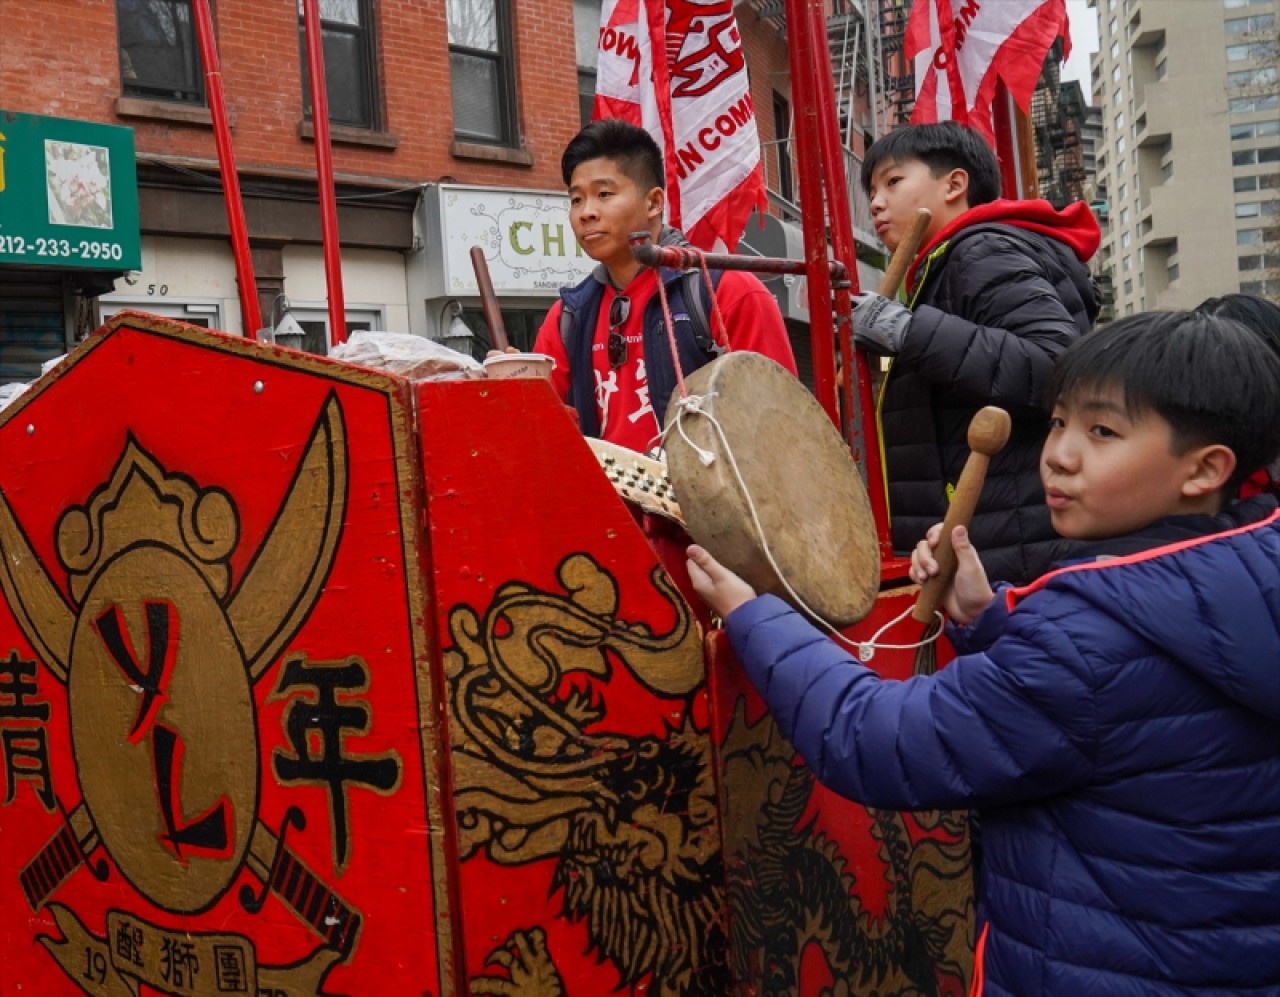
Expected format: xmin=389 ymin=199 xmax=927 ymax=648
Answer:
xmin=664 ymin=352 xmax=880 ymax=626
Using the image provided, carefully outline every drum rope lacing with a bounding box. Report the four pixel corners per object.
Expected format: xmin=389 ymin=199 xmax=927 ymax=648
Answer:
xmin=664 ymin=393 xmax=943 ymax=663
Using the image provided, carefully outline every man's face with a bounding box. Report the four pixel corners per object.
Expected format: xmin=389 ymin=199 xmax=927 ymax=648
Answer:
xmin=568 ymin=157 xmax=662 ymax=271
xmin=867 ymin=158 xmax=955 ymax=252
xmin=1041 ymin=388 xmax=1211 ymax=539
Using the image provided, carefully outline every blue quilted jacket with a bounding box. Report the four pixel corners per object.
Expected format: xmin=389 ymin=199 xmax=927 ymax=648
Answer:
xmin=725 ymin=503 xmax=1280 ymax=995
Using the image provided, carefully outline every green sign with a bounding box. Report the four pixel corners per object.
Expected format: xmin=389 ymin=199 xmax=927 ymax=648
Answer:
xmin=0 ymin=110 xmax=141 ymax=271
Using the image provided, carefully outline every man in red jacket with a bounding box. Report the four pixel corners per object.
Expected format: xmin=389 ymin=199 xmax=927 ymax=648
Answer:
xmin=532 ymin=120 xmax=795 ymax=454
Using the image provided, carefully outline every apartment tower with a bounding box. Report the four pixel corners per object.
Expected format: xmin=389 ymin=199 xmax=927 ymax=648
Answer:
xmin=1088 ymin=0 xmax=1279 ymax=313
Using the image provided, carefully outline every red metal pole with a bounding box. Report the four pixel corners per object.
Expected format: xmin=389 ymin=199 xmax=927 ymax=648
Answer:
xmin=803 ymin=0 xmax=891 ymax=560
xmin=192 ymin=0 xmax=261 ymax=337
xmin=302 ymin=0 xmax=347 ymax=347
xmin=785 ymin=0 xmax=838 ymax=428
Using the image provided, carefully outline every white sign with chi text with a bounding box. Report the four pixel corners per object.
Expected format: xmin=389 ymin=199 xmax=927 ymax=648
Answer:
xmin=437 ymin=185 xmax=595 ymax=296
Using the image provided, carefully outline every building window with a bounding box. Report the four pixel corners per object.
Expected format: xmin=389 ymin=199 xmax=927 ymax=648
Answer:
xmin=573 ymin=0 xmax=601 ymax=128
xmin=1167 ymin=263 xmax=1179 ymax=283
xmin=1118 ymin=182 xmax=1127 ymax=202
xmin=298 ymin=0 xmax=378 ymax=130
xmin=1122 ymin=231 xmax=1131 ymax=248
xmin=1235 ymin=147 xmax=1280 ymax=166
xmin=1112 ymin=64 xmax=1121 ymax=82
xmin=1237 ymin=202 xmax=1262 ymax=218
xmin=1225 ymin=13 xmax=1274 ymax=32
xmin=1231 ymin=95 xmax=1280 ymax=113
xmin=1113 ymin=88 xmax=1123 ymax=106
xmin=1239 ymin=254 xmax=1262 ymax=270
xmin=292 ymin=306 xmax=382 ymax=355
xmin=1237 ymin=228 xmax=1264 ymax=246
xmin=1227 ymin=42 xmax=1272 ymax=62
xmin=1120 ymin=208 xmax=1130 ymax=226
xmin=1235 ymin=175 xmax=1259 ymax=191
xmin=117 ymin=0 xmax=204 ymax=104
xmin=450 ymin=307 xmax=547 ymax=358
xmin=1155 ymin=57 xmax=1167 ymax=80
xmin=1123 ymin=254 xmax=1132 ymax=271
xmin=772 ymin=93 xmax=794 ymax=203
xmin=448 ymin=0 xmax=518 ymax=146
xmin=1111 ymin=39 xmax=1120 ymax=58
xmin=1124 ymin=278 xmax=1133 ymax=295
xmin=101 ymin=298 xmax=222 ymax=328
xmin=1228 ymin=67 xmax=1278 ymax=89
xmin=1160 ymin=160 xmax=1173 ymax=181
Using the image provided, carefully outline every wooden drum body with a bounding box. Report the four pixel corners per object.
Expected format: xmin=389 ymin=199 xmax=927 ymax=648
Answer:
xmin=664 ymin=352 xmax=880 ymax=626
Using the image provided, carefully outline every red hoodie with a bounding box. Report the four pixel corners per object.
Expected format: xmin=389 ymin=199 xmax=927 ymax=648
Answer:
xmin=905 ymin=198 xmax=1101 ymax=296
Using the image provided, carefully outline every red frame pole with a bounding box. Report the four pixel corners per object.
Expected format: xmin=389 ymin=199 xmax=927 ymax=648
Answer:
xmin=993 ymin=81 xmax=1034 ymax=200
xmin=792 ymin=0 xmax=893 ymax=561
xmin=785 ymin=0 xmax=838 ymax=428
xmin=301 ymin=0 xmax=348 ymax=347
xmin=192 ymin=0 xmax=261 ymax=337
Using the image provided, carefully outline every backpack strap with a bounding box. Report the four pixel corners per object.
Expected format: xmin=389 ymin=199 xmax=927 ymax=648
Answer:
xmin=680 ymin=267 xmax=726 ymax=359
xmin=556 ymin=276 xmax=607 ymax=437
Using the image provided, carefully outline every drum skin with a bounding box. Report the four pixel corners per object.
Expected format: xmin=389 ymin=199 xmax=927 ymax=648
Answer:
xmin=665 ymin=352 xmax=880 ymax=626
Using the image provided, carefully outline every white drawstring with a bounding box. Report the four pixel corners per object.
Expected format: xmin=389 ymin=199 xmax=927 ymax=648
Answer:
xmin=667 ymin=393 xmax=942 ymax=660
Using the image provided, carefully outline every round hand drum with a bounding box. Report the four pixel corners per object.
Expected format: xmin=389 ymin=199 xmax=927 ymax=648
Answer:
xmin=665 ymin=352 xmax=880 ymax=626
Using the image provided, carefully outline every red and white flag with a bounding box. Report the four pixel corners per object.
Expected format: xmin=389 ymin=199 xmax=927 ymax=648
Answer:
xmin=906 ymin=0 xmax=1071 ymax=141
xmin=593 ymin=0 xmax=766 ymax=251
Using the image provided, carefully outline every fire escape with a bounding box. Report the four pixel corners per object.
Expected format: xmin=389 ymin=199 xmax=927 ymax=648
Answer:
xmin=878 ymin=0 xmax=915 ymax=128
xmin=1030 ymin=39 xmax=1087 ymax=209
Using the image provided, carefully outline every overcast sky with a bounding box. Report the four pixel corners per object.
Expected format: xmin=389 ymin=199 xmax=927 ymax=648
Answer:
xmin=1061 ymin=0 xmax=1101 ymax=88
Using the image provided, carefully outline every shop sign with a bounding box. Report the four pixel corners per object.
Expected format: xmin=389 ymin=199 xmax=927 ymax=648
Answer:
xmin=0 ymin=110 xmax=141 ymax=271
xmin=436 ymin=185 xmax=594 ymax=296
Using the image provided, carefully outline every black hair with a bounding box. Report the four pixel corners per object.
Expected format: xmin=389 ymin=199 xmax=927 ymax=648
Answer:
xmin=1045 ymin=310 xmax=1280 ymax=493
xmin=1195 ymin=293 xmax=1280 ymax=362
xmin=561 ymin=119 xmax=665 ymax=191
xmin=859 ymin=121 xmax=1002 ymax=206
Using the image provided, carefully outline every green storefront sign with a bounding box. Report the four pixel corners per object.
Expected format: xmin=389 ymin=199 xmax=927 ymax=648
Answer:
xmin=0 ymin=110 xmax=141 ymax=271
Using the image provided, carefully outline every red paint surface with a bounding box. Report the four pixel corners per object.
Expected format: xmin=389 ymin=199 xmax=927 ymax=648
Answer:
xmin=0 ymin=317 xmax=442 ymax=994
xmin=0 ymin=314 xmax=971 ymax=995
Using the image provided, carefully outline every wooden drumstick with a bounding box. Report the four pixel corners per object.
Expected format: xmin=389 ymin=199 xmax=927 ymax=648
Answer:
xmin=470 ymin=245 xmax=510 ymax=351
xmin=911 ymin=406 xmax=1011 ymax=624
xmin=876 ymin=207 xmax=933 ymax=299
xmin=840 ymin=208 xmax=932 ymax=391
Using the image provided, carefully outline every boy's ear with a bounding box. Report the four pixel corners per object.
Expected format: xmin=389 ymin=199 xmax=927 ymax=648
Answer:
xmin=944 ymin=168 xmax=971 ymax=207
xmin=1181 ymin=444 xmax=1237 ymax=499
xmin=646 ymin=186 xmax=665 ymax=223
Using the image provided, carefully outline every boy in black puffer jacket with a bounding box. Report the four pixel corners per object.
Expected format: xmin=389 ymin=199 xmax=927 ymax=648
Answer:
xmin=854 ymin=122 xmax=1101 ymax=584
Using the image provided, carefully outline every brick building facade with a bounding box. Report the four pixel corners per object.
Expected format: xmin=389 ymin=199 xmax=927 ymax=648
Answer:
xmin=1 ymin=0 xmax=881 ymax=382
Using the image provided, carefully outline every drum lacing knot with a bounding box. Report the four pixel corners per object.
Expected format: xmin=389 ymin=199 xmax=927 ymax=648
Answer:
xmin=670 ymin=392 xmax=720 ymax=467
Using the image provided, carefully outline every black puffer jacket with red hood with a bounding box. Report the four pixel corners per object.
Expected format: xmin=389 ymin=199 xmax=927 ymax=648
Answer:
xmin=883 ymin=199 xmax=1101 ymax=585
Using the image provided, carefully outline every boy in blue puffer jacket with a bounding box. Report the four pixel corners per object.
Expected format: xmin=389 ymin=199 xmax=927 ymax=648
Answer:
xmin=687 ymin=310 xmax=1280 ymax=995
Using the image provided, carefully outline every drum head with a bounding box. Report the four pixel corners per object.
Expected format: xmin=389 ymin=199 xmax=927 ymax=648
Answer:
xmin=665 ymin=353 xmax=879 ymax=626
